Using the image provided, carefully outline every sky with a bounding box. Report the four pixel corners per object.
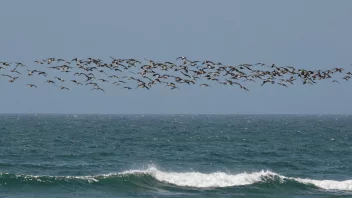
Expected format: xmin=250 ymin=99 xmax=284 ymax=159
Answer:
xmin=0 ymin=0 xmax=352 ymax=114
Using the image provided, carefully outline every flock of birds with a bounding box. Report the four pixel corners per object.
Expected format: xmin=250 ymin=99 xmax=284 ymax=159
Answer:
xmin=0 ymin=56 xmax=351 ymax=92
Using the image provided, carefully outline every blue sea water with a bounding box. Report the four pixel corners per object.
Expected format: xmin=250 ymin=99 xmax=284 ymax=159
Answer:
xmin=0 ymin=114 xmax=352 ymax=198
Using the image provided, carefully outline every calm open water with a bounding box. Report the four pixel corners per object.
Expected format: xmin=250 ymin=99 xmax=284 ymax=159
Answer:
xmin=0 ymin=114 xmax=352 ymax=198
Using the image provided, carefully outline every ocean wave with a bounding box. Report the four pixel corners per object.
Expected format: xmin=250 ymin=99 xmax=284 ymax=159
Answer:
xmin=1 ymin=165 xmax=352 ymax=192
xmin=295 ymin=178 xmax=352 ymax=191
xmin=121 ymin=166 xmax=277 ymax=188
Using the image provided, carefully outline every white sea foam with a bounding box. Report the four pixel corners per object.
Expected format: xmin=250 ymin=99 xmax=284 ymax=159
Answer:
xmin=121 ymin=165 xmax=278 ymax=188
xmin=120 ymin=165 xmax=352 ymax=190
xmin=294 ymin=178 xmax=352 ymax=191
xmin=5 ymin=165 xmax=352 ymax=191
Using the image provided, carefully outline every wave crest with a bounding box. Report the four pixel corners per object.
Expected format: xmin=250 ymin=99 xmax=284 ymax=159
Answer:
xmin=296 ymin=178 xmax=352 ymax=191
xmin=122 ymin=166 xmax=278 ymax=188
xmin=1 ymin=165 xmax=352 ymax=191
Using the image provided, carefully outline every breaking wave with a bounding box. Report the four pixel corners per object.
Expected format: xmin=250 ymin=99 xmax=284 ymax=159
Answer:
xmin=1 ymin=165 xmax=352 ymax=192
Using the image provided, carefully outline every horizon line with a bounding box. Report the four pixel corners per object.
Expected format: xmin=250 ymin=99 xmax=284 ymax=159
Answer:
xmin=0 ymin=113 xmax=350 ymax=115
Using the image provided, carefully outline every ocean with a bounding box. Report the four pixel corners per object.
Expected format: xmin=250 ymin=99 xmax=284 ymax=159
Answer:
xmin=0 ymin=114 xmax=351 ymax=198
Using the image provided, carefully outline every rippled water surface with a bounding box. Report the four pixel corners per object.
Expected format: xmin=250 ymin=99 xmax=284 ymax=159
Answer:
xmin=0 ymin=114 xmax=351 ymax=197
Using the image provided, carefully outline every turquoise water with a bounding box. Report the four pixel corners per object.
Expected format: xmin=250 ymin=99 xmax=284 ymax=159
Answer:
xmin=0 ymin=114 xmax=352 ymax=197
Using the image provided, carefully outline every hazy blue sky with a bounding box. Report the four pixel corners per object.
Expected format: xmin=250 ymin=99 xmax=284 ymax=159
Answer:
xmin=1 ymin=0 xmax=352 ymax=114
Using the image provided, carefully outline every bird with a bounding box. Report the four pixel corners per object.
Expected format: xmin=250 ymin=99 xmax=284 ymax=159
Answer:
xmin=98 ymin=79 xmax=108 ymax=83
xmin=59 ymin=86 xmax=69 ymax=90
xmin=1 ymin=74 xmax=13 ymax=78
xmin=70 ymin=80 xmax=82 ymax=85
xmin=343 ymin=76 xmax=351 ymax=81
xmin=92 ymin=87 xmax=105 ymax=92
xmin=176 ymin=56 xmax=187 ymax=61
xmin=0 ymin=62 xmax=11 ymax=67
xmin=26 ymin=84 xmax=37 ymax=88
xmin=34 ymin=60 xmax=44 ymax=64
xmin=9 ymin=77 xmax=19 ymax=83
xmin=15 ymin=62 xmax=25 ymax=68
xmin=54 ymin=77 xmax=65 ymax=82
xmin=38 ymin=72 xmax=47 ymax=77
xmin=45 ymin=80 xmax=55 ymax=84
xmin=136 ymin=84 xmax=149 ymax=90
xmin=86 ymin=82 xmax=99 ymax=88
xmin=278 ymin=83 xmax=288 ymax=87
xmin=27 ymin=70 xmax=37 ymax=76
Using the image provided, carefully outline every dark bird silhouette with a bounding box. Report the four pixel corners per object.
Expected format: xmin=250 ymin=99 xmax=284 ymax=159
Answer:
xmin=54 ymin=77 xmax=65 ymax=82
xmin=45 ymin=80 xmax=55 ymax=84
xmin=92 ymin=87 xmax=105 ymax=92
xmin=9 ymin=77 xmax=19 ymax=83
xmin=26 ymin=84 xmax=37 ymax=88
xmin=59 ymin=86 xmax=69 ymax=90
xmin=176 ymin=56 xmax=187 ymax=61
